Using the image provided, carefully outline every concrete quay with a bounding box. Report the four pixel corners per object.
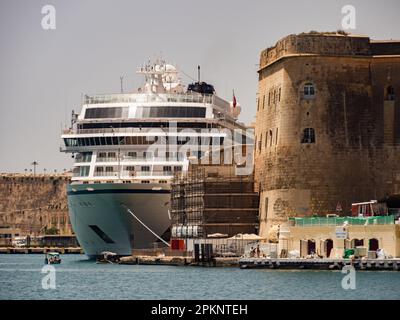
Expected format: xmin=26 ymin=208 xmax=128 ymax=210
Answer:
xmin=0 ymin=247 xmax=83 ymax=254
xmin=239 ymin=258 xmax=400 ymax=271
xmin=119 ymin=255 xmax=239 ymax=267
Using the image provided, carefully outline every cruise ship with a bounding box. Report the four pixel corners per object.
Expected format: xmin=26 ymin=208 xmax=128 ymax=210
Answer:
xmin=61 ymin=60 xmax=251 ymax=258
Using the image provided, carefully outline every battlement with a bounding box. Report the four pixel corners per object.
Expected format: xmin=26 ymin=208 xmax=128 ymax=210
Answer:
xmin=260 ymin=32 xmax=400 ymax=70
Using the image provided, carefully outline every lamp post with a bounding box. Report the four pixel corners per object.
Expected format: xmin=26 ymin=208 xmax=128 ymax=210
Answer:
xmin=31 ymin=161 xmax=39 ymax=176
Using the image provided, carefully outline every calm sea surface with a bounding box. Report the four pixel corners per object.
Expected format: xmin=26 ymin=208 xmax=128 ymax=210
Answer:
xmin=0 ymin=254 xmax=399 ymax=300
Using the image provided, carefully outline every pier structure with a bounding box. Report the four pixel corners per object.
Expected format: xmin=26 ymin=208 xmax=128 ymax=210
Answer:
xmin=239 ymin=257 xmax=400 ymax=271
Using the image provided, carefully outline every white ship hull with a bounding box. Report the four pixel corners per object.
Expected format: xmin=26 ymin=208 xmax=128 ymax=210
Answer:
xmin=67 ymin=183 xmax=171 ymax=258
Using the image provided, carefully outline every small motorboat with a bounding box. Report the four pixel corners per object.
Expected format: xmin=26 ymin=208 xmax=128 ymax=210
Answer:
xmin=45 ymin=252 xmax=61 ymax=264
xmin=97 ymin=251 xmax=120 ymax=264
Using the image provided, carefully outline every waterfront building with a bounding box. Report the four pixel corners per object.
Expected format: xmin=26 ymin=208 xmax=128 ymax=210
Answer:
xmin=279 ymin=216 xmax=400 ymax=258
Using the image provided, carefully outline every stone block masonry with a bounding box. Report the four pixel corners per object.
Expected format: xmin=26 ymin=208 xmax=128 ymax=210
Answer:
xmin=255 ymin=32 xmax=400 ymax=237
xmin=0 ymin=173 xmax=72 ymax=236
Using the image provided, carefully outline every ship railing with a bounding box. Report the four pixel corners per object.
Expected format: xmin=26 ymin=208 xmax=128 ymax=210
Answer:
xmin=83 ymin=93 xmax=214 ymax=105
xmin=88 ymin=171 xmax=174 ymax=178
xmin=72 ymin=127 xmax=222 ymax=135
xmin=95 ymin=156 xmax=184 ymax=162
xmin=93 ymin=172 xmax=118 ymax=177
xmin=96 ymin=157 xmax=118 ymax=163
xmin=134 ymin=171 xmax=174 ymax=177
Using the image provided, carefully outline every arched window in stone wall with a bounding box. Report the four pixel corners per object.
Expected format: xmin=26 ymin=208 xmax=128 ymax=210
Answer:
xmin=303 ymin=82 xmax=315 ymax=98
xmin=301 ymin=128 xmax=316 ymax=144
xmin=385 ymin=86 xmax=395 ymax=101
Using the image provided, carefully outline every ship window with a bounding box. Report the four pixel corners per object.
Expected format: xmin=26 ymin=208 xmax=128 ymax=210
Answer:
xmin=137 ymin=106 xmax=206 ymax=118
xmin=107 ymin=152 xmax=116 ymax=158
xmin=95 ymin=167 xmax=104 ymax=172
xmin=141 ymin=166 xmax=150 ymax=172
xmin=386 ymin=86 xmax=395 ymax=101
xmin=98 ymin=152 xmax=107 ymax=158
xmin=78 ymin=166 xmax=90 ymax=177
xmin=64 ymin=138 xmax=77 ymax=147
xmin=174 ymin=166 xmax=182 ymax=172
xmin=163 ymin=166 xmax=172 ymax=172
xmin=84 ymin=107 xmax=128 ymax=119
xmin=76 ymin=152 xmax=92 ymax=162
xmin=301 ymin=128 xmax=315 ymax=144
xmin=127 ymin=152 xmax=137 ymax=158
xmin=105 ymin=166 xmax=114 ymax=172
xmin=303 ymin=83 xmax=315 ymax=98
xmin=125 ymin=166 xmax=135 ymax=171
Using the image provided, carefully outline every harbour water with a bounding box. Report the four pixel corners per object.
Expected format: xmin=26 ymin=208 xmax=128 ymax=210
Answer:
xmin=0 ymin=254 xmax=399 ymax=300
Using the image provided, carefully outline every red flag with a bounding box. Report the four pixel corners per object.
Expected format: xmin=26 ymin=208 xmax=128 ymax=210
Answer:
xmin=233 ymin=90 xmax=237 ymax=108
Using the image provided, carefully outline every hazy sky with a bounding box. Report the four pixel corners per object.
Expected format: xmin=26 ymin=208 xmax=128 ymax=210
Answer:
xmin=0 ymin=0 xmax=399 ymax=173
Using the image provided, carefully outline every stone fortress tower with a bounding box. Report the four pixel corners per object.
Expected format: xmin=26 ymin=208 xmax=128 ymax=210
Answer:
xmin=254 ymin=32 xmax=400 ymax=237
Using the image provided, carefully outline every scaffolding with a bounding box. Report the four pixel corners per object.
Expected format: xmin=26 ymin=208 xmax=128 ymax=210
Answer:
xmin=171 ymin=166 xmax=205 ymax=237
xmin=170 ymin=164 xmax=259 ymax=239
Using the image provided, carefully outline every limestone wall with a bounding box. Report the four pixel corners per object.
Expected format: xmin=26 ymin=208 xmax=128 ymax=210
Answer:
xmin=0 ymin=174 xmax=72 ymax=236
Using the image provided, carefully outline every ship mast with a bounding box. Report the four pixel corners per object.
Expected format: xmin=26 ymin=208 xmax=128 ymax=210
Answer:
xmin=137 ymin=59 xmax=178 ymax=94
